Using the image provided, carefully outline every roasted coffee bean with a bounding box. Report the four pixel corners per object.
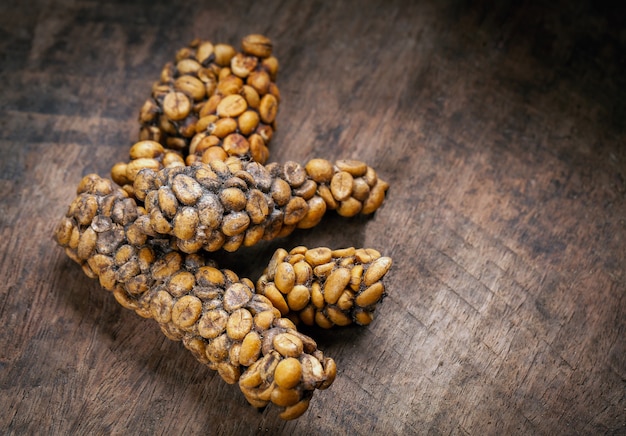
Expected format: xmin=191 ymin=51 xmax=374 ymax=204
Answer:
xmin=241 ymin=34 xmax=273 ymax=58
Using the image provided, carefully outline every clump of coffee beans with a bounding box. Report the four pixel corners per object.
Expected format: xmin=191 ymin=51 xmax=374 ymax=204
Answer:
xmin=55 ymin=34 xmax=392 ymax=420
xmin=257 ymin=246 xmax=392 ymax=328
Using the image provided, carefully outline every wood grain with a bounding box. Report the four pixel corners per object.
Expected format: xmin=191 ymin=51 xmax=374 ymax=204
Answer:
xmin=1 ymin=0 xmax=624 ymax=434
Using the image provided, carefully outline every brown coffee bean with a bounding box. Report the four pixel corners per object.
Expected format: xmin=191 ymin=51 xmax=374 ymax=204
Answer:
xmin=163 ymin=153 xmax=184 ymax=168
xmin=351 ymin=177 xmax=371 ymax=201
xmin=223 ymin=282 xmax=253 ymax=311
xmin=222 ymin=133 xmax=250 ymax=156
xmin=261 ymin=56 xmax=279 ymax=80
xmin=217 ymin=94 xmax=248 ymax=118
xmin=287 ymin=284 xmax=311 ymax=311
xmin=269 ymin=82 xmax=281 ymax=102
xmin=275 ymin=262 xmax=296 ymax=294
xmin=271 ymin=178 xmax=292 ymax=207
xmin=163 ymin=91 xmax=191 ymax=121
xmin=175 ymin=75 xmax=206 ymax=101
xmin=350 ymin=264 xmax=363 ymax=291
xmin=362 ymin=179 xmax=389 ymax=214
xmin=197 ymin=194 xmax=223 ymax=230
xmin=126 ymin=158 xmax=162 ymax=183
xmin=226 ymin=308 xmax=253 ymax=340
xmin=241 ymin=34 xmax=273 ymax=58
xmin=231 ymin=53 xmax=258 ymax=78
xmin=151 ymin=290 xmax=174 ymax=323
xmin=241 ymin=85 xmax=260 ymax=109
xmin=217 ymin=75 xmax=244 ymax=96
xmin=110 ymin=163 xmax=130 ymax=186
xmin=324 ymin=267 xmax=351 ymax=304
xmin=317 ymin=185 xmax=337 ymax=210
xmin=195 ymin=41 xmax=214 ymax=64
xmin=284 ymin=197 xmax=308 ymax=226
xmin=200 ymin=146 xmax=228 ymax=164
xmin=139 ymin=99 xmax=159 ymax=123
xmin=239 ymin=330 xmax=262 ymax=366
xmin=259 ymin=94 xmax=278 ymax=124
xmin=298 ymin=305 xmax=315 ymax=326
xmin=242 ymin=224 xmax=263 ymax=247
xmin=355 ymin=248 xmax=381 ymax=263
xmin=253 ymin=310 xmax=276 ymax=331
xmin=168 ymin=271 xmax=195 ymax=297
xmin=274 ymin=357 xmax=302 ymax=389
xmin=279 ymin=398 xmax=311 ymax=421
xmin=214 ymin=43 xmax=236 ymax=66
xmin=311 ymin=281 xmax=326 ymax=309
xmin=363 ymin=256 xmax=393 ymax=286
xmin=176 ymin=58 xmax=202 ymax=75
xmin=283 ymin=161 xmax=307 ymax=188
xmin=194 ymin=116 xmax=218 ymax=136
xmin=273 ymin=333 xmax=303 ymax=357
xmin=220 ymin=187 xmax=247 ymax=212
xmin=256 ymin=123 xmax=274 ymax=143
xmin=172 ymin=174 xmax=203 ymax=205
xmin=221 ymin=211 xmax=250 ymax=236
xmin=198 ymin=309 xmax=229 ymax=339
xmin=238 ymin=110 xmax=260 ymax=136
xmin=337 ymin=290 xmax=355 ymax=311
xmin=266 ymin=248 xmax=287 ymax=278
xmin=365 ymin=165 xmax=378 ymax=187
xmin=330 ymin=171 xmax=354 ymax=201
xmin=270 ymin=386 xmax=301 ymax=407
xmin=247 ymin=70 xmax=271 ymax=95
xmin=245 ymin=189 xmax=269 ymax=224
xmin=305 ymin=247 xmax=332 ymax=266
xmin=293 ymin=261 xmax=312 ymax=285
xmin=356 ymin=282 xmax=385 ymax=307
xmin=172 ymin=207 xmax=199 ymax=241
xmin=296 ymin=196 xmax=327 ymax=229
xmin=172 ymin=295 xmax=202 ymax=328
xmin=337 ymin=197 xmax=362 ymax=217
xmin=292 ymin=179 xmax=317 ymax=200
xmin=129 ymin=140 xmax=164 ymax=160
xmin=326 ymin=306 xmax=352 ymax=326
xmin=206 ymin=333 xmax=230 ymax=363
xmin=262 ymin=283 xmax=289 ymax=316
xmin=200 ymin=94 xmax=222 ymax=117
xmin=354 ymin=309 xmax=374 ymax=326
xmin=77 ymin=227 xmax=97 ymax=260
xmin=314 ymin=310 xmax=334 ymax=329
xmin=335 ymin=159 xmax=367 ymax=177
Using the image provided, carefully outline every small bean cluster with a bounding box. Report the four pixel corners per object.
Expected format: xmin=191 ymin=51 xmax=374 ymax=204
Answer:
xmin=112 ymin=35 xmax=279 ymax=197
xmin=55 ymin=34 xmax=392 ymax=420
xmin=257 ymin=246 xmax=392 ymax=328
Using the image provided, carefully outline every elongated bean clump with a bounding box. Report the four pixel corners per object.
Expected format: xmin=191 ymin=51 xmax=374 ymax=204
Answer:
xmin=55 ymin=177 xmax=336 ymax=419
xmin=257 ymin=246 xmax=392 ymax=328
xmin=133 ymin=157 xmax=388 ymax=253
xmin=112 ymin=35 xmax=280 ymax=197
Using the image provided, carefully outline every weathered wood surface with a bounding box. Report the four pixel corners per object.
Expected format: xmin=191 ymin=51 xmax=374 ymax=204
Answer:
xmin=1 ymin=0 xmax=624 ymax=434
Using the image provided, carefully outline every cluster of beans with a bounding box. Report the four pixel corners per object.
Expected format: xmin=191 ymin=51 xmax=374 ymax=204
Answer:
xmin=257 ymin=246 xmax=392 ymax=328
xmin=55 ymin=34 xmax=391 ymax=420
xmin=130 ymin=156 xmax=387 ymax=254
xmin=56 ymin=176 xmax=337 ymax=420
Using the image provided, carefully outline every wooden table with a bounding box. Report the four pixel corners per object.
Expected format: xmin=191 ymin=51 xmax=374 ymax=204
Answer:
xmin=1 ymin=0 xmax=624 ymax=434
